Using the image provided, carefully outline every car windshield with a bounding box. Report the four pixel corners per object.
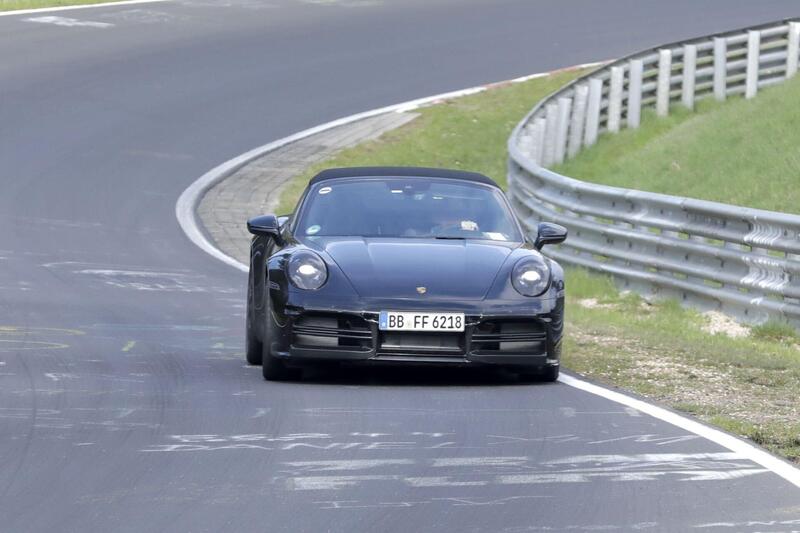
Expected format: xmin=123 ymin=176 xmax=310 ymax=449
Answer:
xmin=295 ymin=177 xmax=523 ymax=241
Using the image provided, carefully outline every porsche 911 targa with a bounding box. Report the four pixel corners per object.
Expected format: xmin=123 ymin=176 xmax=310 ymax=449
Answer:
xmin=245 ymin=167 xmax=567 ymax=382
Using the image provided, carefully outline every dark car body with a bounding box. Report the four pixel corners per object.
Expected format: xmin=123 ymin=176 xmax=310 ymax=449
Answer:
xmin=245 ymin=167 xmax=566 ymax=381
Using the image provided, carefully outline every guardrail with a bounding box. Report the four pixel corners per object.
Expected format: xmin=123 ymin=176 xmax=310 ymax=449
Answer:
xmin=507 ymin=18 xmax=800 ymax=325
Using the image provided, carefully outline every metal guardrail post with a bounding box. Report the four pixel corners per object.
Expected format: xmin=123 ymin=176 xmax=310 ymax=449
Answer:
xmin=607 ymin=66 xmax=624 ymax=132
xmin=681 ymin=44 xmax=697 ymax=109
xmin=746 ymin=30 xmax=761 ymax=99
xmin=554 ymin=97 xmax=572 ymax=165
xmin=542 ymin=103 xmax=558 ymax=166
xmin=713 ymin=37 xmax=727 ymax=101
xmin=627 ymin=59 xmax=644 ymax=128
xmin=584 ymin=78 xmax=603 ymax=146
xmin=787 ymin=22 xmax=800 ymax=78
xmin=656 ymin=50 xmax=672 ymax=116
xmin=530 ymin=118 xmax=546 ymax=165
xmin=567 ymin=84 xmax=588 ymax=158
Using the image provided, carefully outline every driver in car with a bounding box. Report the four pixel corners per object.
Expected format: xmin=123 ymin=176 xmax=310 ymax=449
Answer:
xmin=429 ymin=198 xmax=479 ymax=237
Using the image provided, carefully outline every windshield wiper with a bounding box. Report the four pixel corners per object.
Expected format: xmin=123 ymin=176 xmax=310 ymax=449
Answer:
xmin=433 ymin=236 xmax=466 ymax=240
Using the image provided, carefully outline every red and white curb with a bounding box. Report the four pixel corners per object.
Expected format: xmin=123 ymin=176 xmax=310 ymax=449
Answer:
xmin=176 ymin=62 xmax=800 ymax=490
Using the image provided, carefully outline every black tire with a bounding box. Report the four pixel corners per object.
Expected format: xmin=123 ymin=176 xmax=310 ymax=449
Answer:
xmin=245 ymin=324 xmax=262 ymax=366
xmin=261 ymin=309 xmax=298 ymax=381
xmin=541 ymin=365 xmax=559 ymax=382
xmin=261 ymin=343 xmax=297 ymax=381
xmin=519 ymin=365 xmax=559 ymax=383
xmin=245 ymin=269 xmax=262 ymax=365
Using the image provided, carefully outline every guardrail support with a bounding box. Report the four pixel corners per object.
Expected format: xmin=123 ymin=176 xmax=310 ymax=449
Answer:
xmin=787 ymin=22 xmax=800 ymax=79
xmin=681 ymin=44 xmax=697 ymax=110
xmin=713 ymin=37 xmax=727 ymax=101
xmin=627 ymin=59 xmax=643 ymax=128
xmin=567 ymin=84 xmax=588 ymax=158
xmin=745 ymin=30 xmax=760 ymax=99
xmin=542 ymin=103 xmax=558 ymax=167
xmin=519 ymin=124 xmax=533 ymax=162
xmin=508 ymin=19 xmax=800 ymax=327
xmin=608 ymin=66 xmax=624 ymax=133
xmin=554 ymin=97 xmax=572 ymax=165
xmin=584 ymin=78 xmax=603 ymax=147
xmin=656 ymin=50 xmax=672 ymax=116
xmin=530 ymin=117 xmax=546 ymax=165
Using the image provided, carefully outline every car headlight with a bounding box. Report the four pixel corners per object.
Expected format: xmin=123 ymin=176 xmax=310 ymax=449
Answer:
xmin=511 ymin=256 xmax=551 ymax=296
xmin=287 ymin=250 xmax=328 ymax=290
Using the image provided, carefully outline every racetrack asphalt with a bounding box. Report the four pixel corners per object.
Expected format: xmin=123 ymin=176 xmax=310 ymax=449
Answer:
xmin=1 ymin=1 xmax=800 ymax=531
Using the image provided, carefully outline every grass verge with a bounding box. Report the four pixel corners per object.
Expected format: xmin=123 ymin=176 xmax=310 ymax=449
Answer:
xmin=275 ymin=70 xmax=582 ymax=215
xmin=275 ymin=68 xmax=800 ymax=463
xmin=554 ymin=75 xmax=800 ymax=214
xmin=0 ymin=0 xmax=124 ymax=11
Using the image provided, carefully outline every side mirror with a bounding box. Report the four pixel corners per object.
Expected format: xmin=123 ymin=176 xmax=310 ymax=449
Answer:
xmin=247 ymin=214 xmax=284 ymax=245
xmin=534 ymin=222 xmax=567 ymax=250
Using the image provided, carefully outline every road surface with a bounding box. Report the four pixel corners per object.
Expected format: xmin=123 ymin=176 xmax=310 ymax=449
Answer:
xmin=1 ymin=1 xmax=799 ymax=530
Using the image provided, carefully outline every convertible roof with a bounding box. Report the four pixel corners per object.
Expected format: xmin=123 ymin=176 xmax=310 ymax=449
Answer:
xmin=309 ymin=167 xmax=500 ymax=188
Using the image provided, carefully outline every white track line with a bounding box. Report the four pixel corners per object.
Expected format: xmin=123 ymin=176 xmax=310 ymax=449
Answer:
xmin=560 ymin=375 xmax=800 ymax=488
xmin=175 ymin=62 xmax=800 ymax=490
xmin=0 ymin=0 xmax=168 ymax=17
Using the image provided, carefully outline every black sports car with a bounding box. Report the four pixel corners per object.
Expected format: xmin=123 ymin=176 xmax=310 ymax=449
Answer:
xmin=245 ymin=167 xmax=567 ymax=382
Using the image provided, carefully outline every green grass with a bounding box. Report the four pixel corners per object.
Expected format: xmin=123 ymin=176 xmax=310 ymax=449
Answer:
xmin=751 ymin=320 xmax=799 ymax=343
xmin=274 ymin=68 xmax=800 ymax=463
xmin=555 ymin=75 xmax=800 ymax=214
xmin=275 ymin=70 xmax=584 ymax=215
xmin=0 ymin=0 xmax=122 ymax=11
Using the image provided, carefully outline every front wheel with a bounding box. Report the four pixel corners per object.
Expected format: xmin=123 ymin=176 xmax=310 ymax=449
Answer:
xmin=245 ymin=270 xmax=262 ymax=365
xmin=262 ymin=349 xmax=294 ymax=381
xmin=540 ymin=365 xmax=559 ymax=382
xmin=519 ymin=365 xmax=559 ymax=383
xmin=261 ymin=311 xmax=299 ymax=381
xmin=245 ymin=325 xmax=262 ymax=366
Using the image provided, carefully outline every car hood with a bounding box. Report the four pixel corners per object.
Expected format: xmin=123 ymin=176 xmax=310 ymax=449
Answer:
xmin=306 ymin=237 xmax=516 ymax=300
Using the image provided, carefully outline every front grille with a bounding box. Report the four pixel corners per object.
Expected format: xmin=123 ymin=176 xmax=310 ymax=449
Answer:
xmin=292 ymin=313 xmax=373 ymax=351
xmin=290 ymin=313 xmax=549 ymax=358
xmin=377 ymin=332 xmax=465 ymax=357
xmin=470 ymin=319 xmax=547 ymax=354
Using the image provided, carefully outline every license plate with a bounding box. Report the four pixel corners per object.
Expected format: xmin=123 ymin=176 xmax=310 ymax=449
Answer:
xmin=379 ymin=311 xmax=464 ymax=332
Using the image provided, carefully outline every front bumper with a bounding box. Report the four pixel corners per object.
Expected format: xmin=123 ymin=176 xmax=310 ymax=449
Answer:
xmin=269 ymin=301 xmax=563 ymax=369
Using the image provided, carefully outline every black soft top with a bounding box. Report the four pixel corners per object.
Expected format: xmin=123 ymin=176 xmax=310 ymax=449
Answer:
xmin=309 ymin=167 xmax=500 ymax=188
